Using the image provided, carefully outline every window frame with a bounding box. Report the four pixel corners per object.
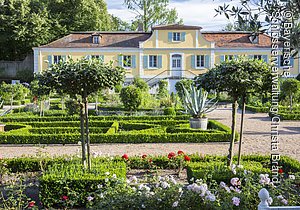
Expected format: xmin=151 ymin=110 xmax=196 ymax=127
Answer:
xmin=254 ymin=55 xmax=262 ymax=60
xmin=93 ymin=36 xmax=99 ymax=44
xmin=148 ymin=55 xmax=158 ymax=69
xmin=172 ymin=32 xmax=181 ymax=42
xmin=123 ymin=55 xmax=132 ymax=68
xmin=53 ymin=55 xmax=62 ymax=64
xmin=195 ymin=55 xmax=205 ymax=69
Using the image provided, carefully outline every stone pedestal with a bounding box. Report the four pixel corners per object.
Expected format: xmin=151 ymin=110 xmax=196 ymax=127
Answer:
xmin=0 ymin=124 xmax=5 ymax=132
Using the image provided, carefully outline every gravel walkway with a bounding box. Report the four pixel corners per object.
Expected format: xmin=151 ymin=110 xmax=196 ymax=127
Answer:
xmin=1 ymin=107 xmax=299 ymax=161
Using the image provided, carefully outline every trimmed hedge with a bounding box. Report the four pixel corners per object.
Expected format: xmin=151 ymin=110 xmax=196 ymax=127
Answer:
xmin=29 ymin=127 xmax=109 ymax=134
xmin=39 ymin=161 xmax=127 ymax=208
xmin=276 ymin=112 xmax=300 ymax=120
xmin=245 ymin=105 xmax=269 ymax=113
xmin=106 ymin=121 xmax=119 ymax=134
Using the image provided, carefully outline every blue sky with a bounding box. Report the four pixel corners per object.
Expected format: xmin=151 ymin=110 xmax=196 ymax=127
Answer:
xmin=106 ymin=0 xmax=240 ymax=31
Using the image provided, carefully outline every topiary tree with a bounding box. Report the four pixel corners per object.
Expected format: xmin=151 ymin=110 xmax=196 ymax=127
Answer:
xmin=157 ymin=80 xmax=169 ymax=99
xmin=281 ymin=78 xmax=300 ymax=112
xmin=37 ymin=58 xmax=125 ymax=170
xmin=0 ymin=82 xmax=29 ymax=110
xmin=133 ymin=77 xmax=149 ymax=92
xmin=196 ymin=56 xmax=271 ymax=166
xmin=120 ymin=85 xmax=142 ymax=111
xmin=30 ymin=79 xmax=52 ymax=116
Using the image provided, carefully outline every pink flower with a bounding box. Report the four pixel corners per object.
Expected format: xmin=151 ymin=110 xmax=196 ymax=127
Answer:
xmin=122 ymin=154 xmax=129 ymax=160
xmin=177 ymin=150 xmax=184 ymax=155
xmin=168 ymin=152 xmax=176 ymax=159
xmin=28 ymin=201 xmax=35 ymax=208
xmin=61 ymin=195 xmax=69 ymax=201
xmin=232 ymin=197 xmax=240 ymax=206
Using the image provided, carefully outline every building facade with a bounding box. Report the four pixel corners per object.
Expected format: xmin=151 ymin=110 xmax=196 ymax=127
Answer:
xmin=33 ymin=24 xmax=299 ymax=93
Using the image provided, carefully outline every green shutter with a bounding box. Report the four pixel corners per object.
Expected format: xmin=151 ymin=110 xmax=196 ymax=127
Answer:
xmin=118 ymin=55 xmax=123 ymax=67
xmin=85 ymin=55 xmax=91 ymax=60
xmin=205 ymin=55 xmax=210 ymax=68
xmin=191 ymin=55 xmax=195 ymax=69
xmin=181 ymin=32 xmax=186 ymax=41
xmin=234 ymin=55 xmax=238 ymax=60
xmin=220 ymin=55 xmax=225 ymax=62
xmin=143 ymin=55 xmax=148 ymax=69
xmin=132 ymin=55 xmax=136 ymax=68
xmin=61 ymin=55 xmax=66 ymax=62
xmin=99 ymin=55 xmax=104 ymax=62
xmin=262 ymin=55 xmax=268 ymax=63
xmin=168 ymin=32 xmax=172 ymax=42
xmin=47 ymin=55 xmax=52 ymax=67
xmin=290 ymin=57 xmax=294 ymax=67
xmin=158 ymin=55 xmax=162 ymax=68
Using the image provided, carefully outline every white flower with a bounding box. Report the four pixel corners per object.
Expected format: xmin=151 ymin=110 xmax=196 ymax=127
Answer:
xmin=105 ymin=172 xmax=110 ymax=176
xmin=244 ymin=170 xmax=248 ymax=175
xmin=220 ymin=181 xmax=226 ymax=188
xmin=237 ymin=165 xmax=243 ymax=169
xmin=112 ymin=174 xmax=117 ymax=179
xmin=157 ymin=198 xmax=162 ymax=202
xmin=230 ymin=178 xmax=241 ymax=186
xmin=205 ymin=194 xmax=216 ymax=202
xmin=281 ymin=199 xmax=288 ymax=205
xmin=259 ymin=174 xmax=270 ymax=185
xmin=172 ymin=201 xmax=179 ymax=207
xmin=277 ymin=195 xmax=284 ymax=200
xmin=267 ymin=197 xmax=273 ymax=205
xmin=170 ymin=177 xmax=177 ymax=185
xmin=97 ymin=184 xmax=103 ymax=189
xmin=178 ymin=188 xmax=182 ymax=193
xmin=99 ymin=193 xmax=104 ymax=198
xmin=132 ymin=187 xmax=136 ymax=192
xmin=225 ymin=186 xmax=231 ymax=193
xmin=105 ymin=178 xmax=109 ymax=182
xmin=87 ymin=196 xmax=94 ymax=202
xmin=161 ymin=181 xmax=170 ymax=189
xmin=232 ymin=197 xmax=240 ymax=206
xmin=289 ymin=175 xmax=295 ymax=180
xmin=129 ymin=176 xmax=138 ymax=183
xmin=141 ymin=204 xmax=146 ymax=208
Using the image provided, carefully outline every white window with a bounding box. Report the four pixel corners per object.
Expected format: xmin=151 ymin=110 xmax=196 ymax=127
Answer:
xmin=93 ymin=36 xmax=99 ymax=44
xmin=123 ymin=55 xmax=132 ymax=67
xmin=225 ymin=55 xmax=234 ymax=61
xmin=173 ymin=32 xmax=181 ymax=41
xmin=53 ymin=55 xmax=62 ymax=64
xmin=149 ymin=55 xmax=158 ymax=68
xmin=254 ymin=55 xmax=262 ymax=60
xmin=196 ymin=55 xmax=205 ymax=68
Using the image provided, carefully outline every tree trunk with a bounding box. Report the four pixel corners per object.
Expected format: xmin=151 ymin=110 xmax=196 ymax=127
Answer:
xmin=95 ymin=95 xmax=98 ymax=114
xmin=40 ymin=100 xmax=43 ymax=117
xmin=61 ymin=96 xmax=65 ymax=110
xmin=10 ymin=95 xmax=13 ymax=110
xmin=290 ymin=94 xmax=293 ymax=112
xmin=83 ymin=93 xmax=91 ymax=171
xmin=237 ymin=95 xmax=246 ymax=166
xmin=79 ymin=101 xmax=87 ymax=169
xmin=227 ymin=98 xmax=238 ymax=167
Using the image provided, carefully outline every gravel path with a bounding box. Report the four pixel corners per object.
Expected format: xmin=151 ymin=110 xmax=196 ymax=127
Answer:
xmin=1 ymin=107 xmax=299 ymax=161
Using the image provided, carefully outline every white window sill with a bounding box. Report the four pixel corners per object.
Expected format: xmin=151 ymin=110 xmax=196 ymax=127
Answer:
xmin=123 ymin=67 xmax=132 ymax=69
xmin=195 ymin=67 xmax=206 ymax=70
xmin=148 ymin=67 xmax=159 ymax=70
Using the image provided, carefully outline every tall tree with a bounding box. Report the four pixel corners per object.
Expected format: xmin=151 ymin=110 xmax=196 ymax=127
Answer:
xmin=196 ymin=56 xmax=271 ymax=167
xmin=124 ymin=0 xmax=183 ymax=32
xmin=38 ymin=58 xmax=125 ymax=171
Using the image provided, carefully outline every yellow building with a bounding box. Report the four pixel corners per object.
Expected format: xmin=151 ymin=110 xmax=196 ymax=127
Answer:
xmin=33 ymin=24 xmax=299 ymax=93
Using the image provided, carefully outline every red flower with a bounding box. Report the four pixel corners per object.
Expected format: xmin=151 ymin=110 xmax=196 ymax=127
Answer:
xmin=142 ymin=154 xmax=147 ymax=159
xmin=278 ymin=168 xmax=284 ymax=174
xmin=148 ymin=158 xmax=152 ymax=163
xmin=28 ymin=201 xmax=35 ymax=208
xmin=122 ymin=154 xmax=129 ymax=160
xmin=61 ymin=195 xmax=69 ymax=201
xmin=177 ymin=150 xmax=184 ymax=155
xmin=168 ymin=152 xmax=176 ymax=159
xmin=184 ymin=155 xmax=191 ymax=161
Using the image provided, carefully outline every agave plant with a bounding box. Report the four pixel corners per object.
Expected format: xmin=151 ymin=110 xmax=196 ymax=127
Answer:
xmin=182 ymin=85 xmax=217 ymax=118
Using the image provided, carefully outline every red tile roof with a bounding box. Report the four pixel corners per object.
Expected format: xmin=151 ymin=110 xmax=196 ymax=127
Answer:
xmin=202 ymin=32 xmax=271 ymax=48
xmin=152 ymin=24 xmax=202 ymax=30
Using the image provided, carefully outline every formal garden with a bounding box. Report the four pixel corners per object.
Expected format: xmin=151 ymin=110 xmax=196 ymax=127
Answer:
xmin=0 ymin=57 xmax=300 ymax=209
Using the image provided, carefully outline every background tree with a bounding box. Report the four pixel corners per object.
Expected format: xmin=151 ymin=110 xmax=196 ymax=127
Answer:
xmin=0 ymin=83 xmax=29 ymax=110
xmin=124 ymin=0 xmax=183 ymax=31
xmin=38 ymin=58 xmax=125 ymax=170
xmin=120 ymin=85 xmax=142 ymax=111
xmin=196 ymin=56 xmax=271 ymax=166
xmin=133 ymin=77 xmax=149 ymax=92
xmin=281 ymin=78 xmax=300 ymax=112
xmin=175 ymin=79 xmax=193 ymax=102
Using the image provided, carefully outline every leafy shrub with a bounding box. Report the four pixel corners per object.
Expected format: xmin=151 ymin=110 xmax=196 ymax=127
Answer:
xmin=39 ymin=161 xmax=126 ymax=208
xmin=163 ymin=107 xmax=176 ymax=115
xmin=65 ymin=99 xmax=80 ymax=115
xmin=120 ymin=85 xmax=142 ymax=111
xmin=133 ymin=77 xmax=149 ymax=92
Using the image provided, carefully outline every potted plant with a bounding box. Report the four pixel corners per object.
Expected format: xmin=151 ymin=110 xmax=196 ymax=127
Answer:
xmin=182 ymin=85 xmax=217 ymax=130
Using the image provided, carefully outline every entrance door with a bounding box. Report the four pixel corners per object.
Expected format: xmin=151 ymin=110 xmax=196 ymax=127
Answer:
xmin=171 ymin=54 xmax=182 ymax=77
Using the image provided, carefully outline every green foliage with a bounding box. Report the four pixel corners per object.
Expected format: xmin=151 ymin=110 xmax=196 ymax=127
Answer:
xmin=65 ymin=99 xmax=80 ymax=115
xmin=163 ymin=107 xmax=176 ymax=115
xmin=124 ymin=0 xmax=183 ymax=32
xmin=106 ymin=121 xmax=119 ymax=134
xmin=245 ymin=105 xmax=269 ymax=113
xmin=16 ymin=68 xmax=34 ymax=82
xmin=120 ymin=85 xmax=142 ymax=111
xmin=157 ymin=80 xmax=169 ymax=99
xmin=39 ymin=161 xmax=126 ymax=208
xmin=281 ymin=78 xmax=300 ymax=110
xmin=175 ymin=79 xmax=193 ymax=101
xmin=0 ymin=83 xmax=29 ymax=106
xmin=132 ymin=77 xmax=149 ymax=92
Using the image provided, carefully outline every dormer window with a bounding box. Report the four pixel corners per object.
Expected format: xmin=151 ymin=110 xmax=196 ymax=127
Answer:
xmin=249 ymin=34 xmax=259 ymax=44
xmin=92 ymin=35 xmax=100 ymax=44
